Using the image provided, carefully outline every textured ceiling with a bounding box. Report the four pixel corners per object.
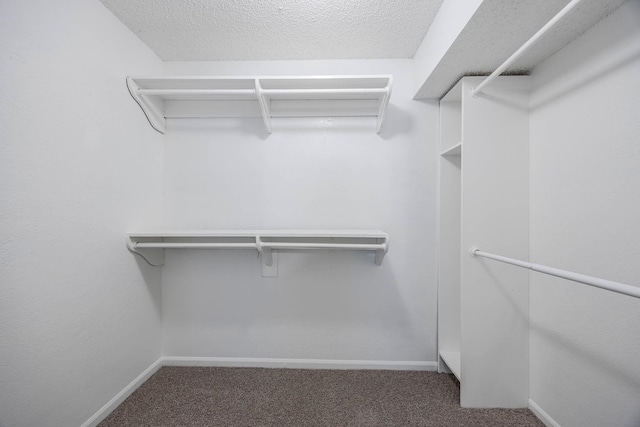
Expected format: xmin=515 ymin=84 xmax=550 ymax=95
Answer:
xmin=414 ymin=0 xmax=627 ymax=98
xmin=99 ymin=0 xmax=444 ymax=61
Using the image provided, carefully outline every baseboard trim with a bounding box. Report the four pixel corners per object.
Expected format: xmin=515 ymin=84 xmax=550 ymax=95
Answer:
xmin=81 ymin=358 xmax=163 ymax=427
xmin=529 ymin=399 xmax=561 ymax=427
xmin=162 ymin=356 xmax=437 ymax=371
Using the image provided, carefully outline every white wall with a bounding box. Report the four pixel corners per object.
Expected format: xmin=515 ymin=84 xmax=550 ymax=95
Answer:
xmin=160 ymin=60 xmax=439 ymax=364
xmin=0 ymin=1 xmax=164 ymax=426
xmin=529 ymin=1 xmax=640 ymax=425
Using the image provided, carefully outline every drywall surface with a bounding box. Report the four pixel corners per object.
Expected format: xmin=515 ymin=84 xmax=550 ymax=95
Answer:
xmin=0 ymin=0 xmax=163 ymax=426
xmin=99 ymin=0 xmax=443 ymax=61
xmin=161 ymin=60 xmax=439 ymax=364
xmin=529 ymin=1 xmax=640 ymax=426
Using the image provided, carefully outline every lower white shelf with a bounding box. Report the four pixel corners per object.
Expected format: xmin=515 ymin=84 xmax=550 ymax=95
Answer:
xmin=439 ymin=351 xmax=461 ymax=381
xmin=126 ymin=230 xmax=389 ymax=275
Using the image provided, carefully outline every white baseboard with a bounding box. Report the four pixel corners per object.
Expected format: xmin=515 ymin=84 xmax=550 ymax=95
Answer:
xmin=529 ymin=399 xmax=561 ymax=427
xmin=81 ymin=358 xmax=163 ymax=427
xmin=162 ymin=356 xmax=437 ymax=371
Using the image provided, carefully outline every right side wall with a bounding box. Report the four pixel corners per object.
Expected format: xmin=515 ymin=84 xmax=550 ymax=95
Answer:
xmin=529 ymin=1 xmax=640 ymax=425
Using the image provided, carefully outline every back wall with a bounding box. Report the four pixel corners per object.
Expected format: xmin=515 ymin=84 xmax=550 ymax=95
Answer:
xmin=159 ymin=60 xmax=439 ymax=365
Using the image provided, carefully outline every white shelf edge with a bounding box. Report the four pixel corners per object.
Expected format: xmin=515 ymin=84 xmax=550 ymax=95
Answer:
xmin=127 ymin=74 xmax=393 ymax=83
xmin=439 ymin=350 xmax=461 ymax=381
xmin=126 ymin=230 xmax=390 ymax=272
xmin=127 ymin=229 xmax=388 ymax=238
xmin=441 ymin=141 xmax=462 ymax=157
xmin=126 ymin=75 xmax=392 ymax=134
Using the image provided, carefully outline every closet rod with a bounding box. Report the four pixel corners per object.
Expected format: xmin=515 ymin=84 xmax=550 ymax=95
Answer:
xmin=471 ymin=248 xmax=640 ymax=299
xmin=137 ymin=89 xmax=256 ymax=96
xmin=135 ymin=242 xmax=256 ymax=249
xmin=133 ymin=241 xmax=386 ymax=251
xmin=472 ymin=0 xmax=585 ymax=97
xmin=263 ymin=242 xmax=386 ymax=250
xmin=260 ymin=88 xmax=387 ymax=96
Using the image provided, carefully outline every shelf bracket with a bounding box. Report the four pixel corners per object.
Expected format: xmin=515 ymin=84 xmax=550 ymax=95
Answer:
xmin=255 ymin=79 xmax=272 ymax=134
xmin=374 ymin=239 xmax=389 ymax=266
xmin=125 ymin=235 xmax=165 ymax=266
xmin=256 ymin=236 xmax=278 ymax=277
xmin=126 ymin=77 xmax=166 ymax=134
xmin=376 ymin=76 xmax=393 ymax=134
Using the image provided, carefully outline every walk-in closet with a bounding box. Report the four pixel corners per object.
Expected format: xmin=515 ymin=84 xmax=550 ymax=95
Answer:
xmin=2 ymin=0 xmax=639 ymax=426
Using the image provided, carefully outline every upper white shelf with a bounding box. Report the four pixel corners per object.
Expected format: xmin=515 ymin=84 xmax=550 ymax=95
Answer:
xmin=126 ymin=75 xmax=393 ymax=134
xmin=126 ymin=230 xmax=389 ymax=275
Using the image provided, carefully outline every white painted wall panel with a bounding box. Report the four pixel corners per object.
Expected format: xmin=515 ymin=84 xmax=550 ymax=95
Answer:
xmin=529 ymin=1 xmax=640 ymax=425
xmin=0 ymin=0 xmax=163 ymax=425
xmin=160 ymin=60 xmax=438 ymax=363
xmin=459 ymin=76 xmax=530 ymax=408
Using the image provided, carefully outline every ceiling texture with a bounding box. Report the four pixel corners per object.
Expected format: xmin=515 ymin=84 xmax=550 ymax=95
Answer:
xmin=99 ymin=0 xmax=444 ymax=61
xmin=100 ymin=0 xmax=627 ymax=98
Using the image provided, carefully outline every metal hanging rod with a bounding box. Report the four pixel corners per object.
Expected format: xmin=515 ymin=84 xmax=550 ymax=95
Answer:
xmin=260 ymin=88 xmax=387 ymax=96
xmin=132 ymin=241 xmax=386 ymax=251
xmin=470 ymin=248 xmax=640 ymax=299
xmin=472 ymin=0 xmax=586 ymax=97
xmin=137 ymin=89 xmax=256 ymax=96
xmin=134 ymin=242 xmax=257 ymax=249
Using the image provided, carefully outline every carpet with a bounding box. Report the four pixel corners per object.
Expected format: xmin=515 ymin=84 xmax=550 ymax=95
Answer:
xmin=99 ymin=367 xmax=543 ymax=426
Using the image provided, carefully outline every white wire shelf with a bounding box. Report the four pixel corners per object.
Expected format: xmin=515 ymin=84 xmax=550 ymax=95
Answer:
xmin=126 ymin=230 xmax=390 ymax=275
xmin=126 ymin=75 xmax=393 ymax=134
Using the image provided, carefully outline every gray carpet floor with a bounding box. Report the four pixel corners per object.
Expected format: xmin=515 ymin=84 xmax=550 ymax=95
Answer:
xmin=99 ymin=367 xmax=544 ymax=426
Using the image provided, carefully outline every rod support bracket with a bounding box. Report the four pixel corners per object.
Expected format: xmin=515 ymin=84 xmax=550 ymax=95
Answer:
xmin=256 ymin=236 xmax=273 ymax=267
xmin=125 ymin=235 xmax=165 ymax=266
xmin=470 ymin=246 xmax=480 ymax=257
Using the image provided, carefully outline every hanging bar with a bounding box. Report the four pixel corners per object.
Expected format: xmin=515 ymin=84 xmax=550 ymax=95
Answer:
xmin=470 ymin=248 xmax=640 ymax=299
xmin=261 ymin=242 xmax=386 ymax=250
xmin=137 ymin=89 xmax=256 ymax=96
xmin=260 ymin=88 xmax=387 ymax=97
xmin=134 ymin=242 xmax=257 ymax=249
xmin=472 ymin=0 xmax=586 ymax=97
